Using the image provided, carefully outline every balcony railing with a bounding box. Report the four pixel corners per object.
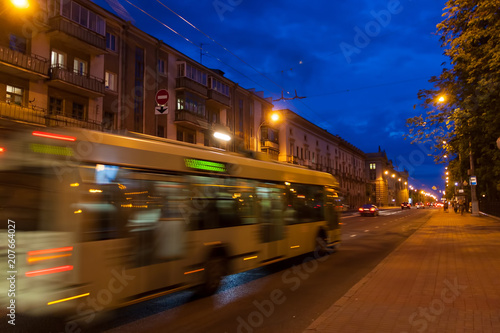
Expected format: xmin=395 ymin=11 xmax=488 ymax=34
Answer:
xmin=0 ymin=101 xmax=104 ymax=131
xmin=174 ymin=110 xmax=208 ymax=129
xmin=49 ymin=16 xmax=106 ymax=51
xmin=207 ymin=89 xmax=230 ymax=106
xmin=261 ymin=140 xmax=279 ymax=150
xmin=0 ymin=46 xmax=49 ymax=77
xmin=50 ymin=66 xmax=105 ymax=95
xmin=176 ymin=77 xmax=208 ymax=96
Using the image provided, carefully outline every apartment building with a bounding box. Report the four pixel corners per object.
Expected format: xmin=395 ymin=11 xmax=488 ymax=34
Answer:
xmin=0 ymin=0 xmax=271 ymax=153
xmin=0 ymin=0 xmax=107 ymax=129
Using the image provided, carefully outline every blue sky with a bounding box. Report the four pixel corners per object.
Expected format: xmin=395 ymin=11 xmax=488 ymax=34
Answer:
xmin=94 ymin=0 xmax=448 ymax=194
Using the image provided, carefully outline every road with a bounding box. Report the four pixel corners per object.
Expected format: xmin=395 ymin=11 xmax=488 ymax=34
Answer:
xmin=6 ymin=208 xmax=435 ymax=333
xmin=93 ymin=208 xmax=435 ymax=333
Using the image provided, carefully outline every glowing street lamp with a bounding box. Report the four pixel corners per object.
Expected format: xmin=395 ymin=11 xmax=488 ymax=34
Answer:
xmin=11 ymin=0 xmax=29 ymax=9
xmin=213 ymin=131 xmax=231 ymax=142
xmin=257 ymin=111 xmax=281 ymax=152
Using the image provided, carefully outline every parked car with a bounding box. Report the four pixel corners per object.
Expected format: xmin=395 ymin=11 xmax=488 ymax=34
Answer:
xmin=415 ymin=202 xmax=425 ymax=209
xmin=401 ymin=202 xmax=411 ymax=209
xmin=358 ymin=204 xmax=379 ymax=217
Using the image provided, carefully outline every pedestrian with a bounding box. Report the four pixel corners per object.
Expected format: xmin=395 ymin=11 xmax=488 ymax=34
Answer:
xmin=444 ymin=201 xmax=448 ymax=213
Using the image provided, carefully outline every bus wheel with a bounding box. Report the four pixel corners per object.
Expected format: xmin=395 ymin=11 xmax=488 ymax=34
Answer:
xmin=315 ymin=229 xmax=329 ymax=257
xmin=201 ymin=255 xmax=226 ymax=296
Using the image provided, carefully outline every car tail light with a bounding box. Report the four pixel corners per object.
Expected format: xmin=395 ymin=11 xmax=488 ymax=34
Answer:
xmin=358 ymin=208 xmax=364 ymax=212
xmin=370 ymin=208 xmax=375 ymax=212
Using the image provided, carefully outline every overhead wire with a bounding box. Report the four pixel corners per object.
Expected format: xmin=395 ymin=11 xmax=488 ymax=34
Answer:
xmin=121 ymin=0 xmax=277 ymax=97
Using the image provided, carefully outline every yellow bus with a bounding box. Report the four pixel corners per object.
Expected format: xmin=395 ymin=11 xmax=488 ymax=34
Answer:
xmin=0 ymin=125 xmax=340 ymax=321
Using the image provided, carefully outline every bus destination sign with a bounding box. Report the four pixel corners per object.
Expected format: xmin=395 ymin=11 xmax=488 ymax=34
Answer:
xmin=184 ymin=158 xmax=227 ymax=173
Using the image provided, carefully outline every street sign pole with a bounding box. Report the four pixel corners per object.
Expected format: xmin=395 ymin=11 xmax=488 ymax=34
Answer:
xmin=155 ymin=89 xmax=170 ymax=137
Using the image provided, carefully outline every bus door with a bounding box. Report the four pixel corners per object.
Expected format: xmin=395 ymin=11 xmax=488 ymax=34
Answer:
xmin=257 ymin=185 xmax=286 ymax=262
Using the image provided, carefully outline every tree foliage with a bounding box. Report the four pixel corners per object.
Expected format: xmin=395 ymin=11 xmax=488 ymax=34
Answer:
xmin=407 ymin=0 xmax=500 ymax=199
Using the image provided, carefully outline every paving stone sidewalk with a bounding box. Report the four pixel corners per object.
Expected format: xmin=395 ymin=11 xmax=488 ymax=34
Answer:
xmin=304 ymin=210 xmax=500 ymax=333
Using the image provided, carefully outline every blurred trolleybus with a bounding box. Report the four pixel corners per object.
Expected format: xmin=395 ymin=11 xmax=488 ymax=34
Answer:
xmin=0 ymin=125 xmax=340 ymax=320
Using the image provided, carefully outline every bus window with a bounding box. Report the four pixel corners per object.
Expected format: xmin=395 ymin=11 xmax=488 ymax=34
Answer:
xmin=0 ymin=166 xmax=79 ymax=232
xmin=286 ymin=184 xmax=325 ymax=224
xmin=187 ymin=176 xmax=256 ymax=230
xmin=257 ymin=184 xmax=285 ymax=242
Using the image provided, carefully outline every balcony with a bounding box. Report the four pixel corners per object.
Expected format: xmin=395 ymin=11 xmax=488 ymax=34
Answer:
xmin=48 ymin=16 xmax=106 ymax=55
xmin=261 ymin=140 xmax=279 ymax=150
xmin=0 ymin=46 xmax=49 ymax=79
xmin=0 ymin=101 xmax=104 ymax=130
xmin=207 ymin=89 xmax=230 ymax=107
xmin=174 ymin=110 xmax=208 ymax=130
xmin=49 ymin=66 xmax=105 ymax=97
xmin=176 ymin=77 xmax=208 ymax=97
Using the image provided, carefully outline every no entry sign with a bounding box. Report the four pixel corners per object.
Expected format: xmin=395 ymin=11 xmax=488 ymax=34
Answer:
xmin=155 ymin=89 xmax=169 ymax=105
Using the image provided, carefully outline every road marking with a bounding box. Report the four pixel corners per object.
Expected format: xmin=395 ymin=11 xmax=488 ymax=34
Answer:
xmin=350 ymin=234 xmax=357 ymax=237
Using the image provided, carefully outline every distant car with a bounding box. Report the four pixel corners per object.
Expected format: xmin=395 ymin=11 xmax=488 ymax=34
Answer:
xmin=415 ymin=202 xmax=425 ymax=209
xmin=358 ymin=204 xmax=379 ymax=217
xmin=401 ymin=202 xmax=411 ymax=210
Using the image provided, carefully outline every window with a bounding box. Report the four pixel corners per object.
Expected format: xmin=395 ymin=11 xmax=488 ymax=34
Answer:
xmin=177 ymin=128 xmax=195 ymax=144
xmin=210 ymin=77 xmax=229 ymax=96
xmin=74 ymin=58 xmax=87 ymax=76
xmin=61 ymin=1 xmax=105 ymax=35
xmin=157 ymin=59 xmax=166 ymax=75
xmin=285 ymin=184 xmax=325 ymax=224
xmin=9 ymin=34 xmax=26 ymax=54
xmin=370 ymin=163 xmax=376 ymax=170
xmin=51 ymin=50 xmax=66 ymax=68
xmin=106 ymin=32 xmax=116 ymax=51
xmin=177 ymin=63 xmax=207 ymax=86
xmin=6 ymin=85 xmax=23 ymax=105
xmin=177 ymin=92 xmax=205 ymax=116
xmin=105 ymin=71 xmax=117 ymax=91
xmin=49 ymin=97 xmax=63 ymax=115
xmin=72 ymin=102 xmax=85 ymax=120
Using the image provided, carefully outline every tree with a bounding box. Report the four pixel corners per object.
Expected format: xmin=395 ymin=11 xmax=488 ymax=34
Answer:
xmin=406 ymin=0 xmax=500 ymax=200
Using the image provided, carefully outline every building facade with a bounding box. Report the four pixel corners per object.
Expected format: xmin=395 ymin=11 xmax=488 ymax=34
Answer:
xmin=366 ymin=149 xmax=409 ymax=207
xmin=0 ymin=0 xmax=271 ymax=153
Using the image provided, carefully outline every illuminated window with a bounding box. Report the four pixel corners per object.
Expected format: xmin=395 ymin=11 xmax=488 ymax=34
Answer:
xmin=369 ymin=163 xmax=376 ymax=170
xmin=51 ymin=50 xmax=66 ymax=68
xmin=73 ymin=58 xmax=87 ymax=76
xmin=6 ymin=85 xmax=23 ymax=105
xmin=105 ymin=71 xmax=117 ymax=91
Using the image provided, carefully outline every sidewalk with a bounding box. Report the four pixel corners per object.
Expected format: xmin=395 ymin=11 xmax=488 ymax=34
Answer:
xmin=304 ymin=210 xmax=500 ymax=333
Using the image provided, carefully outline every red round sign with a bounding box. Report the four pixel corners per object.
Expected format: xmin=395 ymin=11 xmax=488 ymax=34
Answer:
xmin=155 ymin=89 xmax=169 ymax=105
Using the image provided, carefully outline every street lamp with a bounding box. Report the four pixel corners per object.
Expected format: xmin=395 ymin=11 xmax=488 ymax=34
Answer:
xmin=213 ymin=131 xmax=231 ymax=142
xmin=256 ymin=111 xmax=281 ymax=152
xmin=11 ymin=0 xmax=29 ymax=8
xmin=437 ymin=94 xmax=479 ymax=216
